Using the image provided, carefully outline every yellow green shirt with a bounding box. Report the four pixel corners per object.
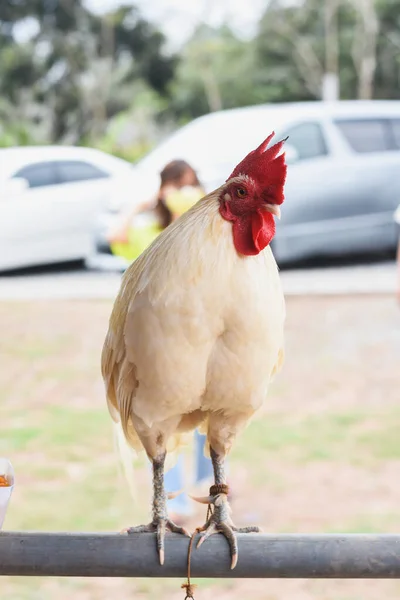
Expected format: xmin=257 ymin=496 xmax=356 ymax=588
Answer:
xmin=110 ymin=186 xmax=204 ymax=262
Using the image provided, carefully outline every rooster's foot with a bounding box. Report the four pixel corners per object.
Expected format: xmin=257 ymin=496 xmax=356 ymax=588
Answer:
xmin=122 ymin=518 xmax=191 ymax=565
xmin=193 ymin=488 xmax=260 ymax=569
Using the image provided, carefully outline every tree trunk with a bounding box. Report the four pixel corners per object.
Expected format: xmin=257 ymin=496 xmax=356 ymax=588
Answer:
xmin=202 ymin=68 xmax=223 ymax=112
xmin=324 ymin=0 xmax=340 ymax=100
xmin=325 ymin=0 xmax=339 ymax=75
xmin=349 ymin=0 xmax=379 ymax=99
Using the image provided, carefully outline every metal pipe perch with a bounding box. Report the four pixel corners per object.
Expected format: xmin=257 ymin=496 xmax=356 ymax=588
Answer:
xmin=1 ymin=532 xmax=400 ymax=579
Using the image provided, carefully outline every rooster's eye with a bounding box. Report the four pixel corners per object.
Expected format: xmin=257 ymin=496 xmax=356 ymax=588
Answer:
xmin=236 ymin=188 xmax=247 ymax=198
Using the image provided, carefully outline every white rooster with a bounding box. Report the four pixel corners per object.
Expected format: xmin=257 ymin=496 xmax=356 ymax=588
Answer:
xmin=102 ymin=132 xmax=287 ymax=568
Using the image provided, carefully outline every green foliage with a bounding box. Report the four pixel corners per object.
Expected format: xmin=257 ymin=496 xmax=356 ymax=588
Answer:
xmin=159 ymin=0 xmax=400 ymax=122
xmin=88 ymin=137 xmax=151 ymax=164
xmin=169 ymin=24 xmax=267 ymax=120
xmin=0 ymin=0 xmax=177 ymax=147
xmin=256 ymin=0 xmax=400 ymax=102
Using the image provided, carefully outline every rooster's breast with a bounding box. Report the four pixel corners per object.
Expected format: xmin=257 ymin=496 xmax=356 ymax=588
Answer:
xmin=201 ymin=247 xmax=285 ymax=415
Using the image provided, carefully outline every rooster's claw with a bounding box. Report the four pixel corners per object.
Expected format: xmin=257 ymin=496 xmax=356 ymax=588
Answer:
xmin=194 ymin=491 xmax=260 ymax=569
xmin=197 ymin=519 xmax=259 ymax=569
xmin=122 ymin=519 xmax=191 ymax=565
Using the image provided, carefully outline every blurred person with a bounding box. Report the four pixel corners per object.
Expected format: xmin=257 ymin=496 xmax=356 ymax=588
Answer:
xmin=107 ymin=159 xmax=204 ymax=262
xmin=164 ymin=430 xmax=215 ymax=525
xmin=108 ymin=160 xmax=213 ymax=524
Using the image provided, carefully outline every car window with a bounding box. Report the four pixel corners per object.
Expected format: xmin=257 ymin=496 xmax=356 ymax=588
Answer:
xmin=280 ymin=122 xmax=328 ymax=160
xmin=334 ymin=119 xmax=392 ymax=153
xmin=391 ymin=119 xmax=400 ymax=149
xmin=56 ymin=161 xmax=109 ymax=183
xmin=13 ymin=162 xmax=58 ymax=188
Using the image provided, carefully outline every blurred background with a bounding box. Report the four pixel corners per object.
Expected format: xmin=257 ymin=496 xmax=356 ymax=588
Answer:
xmin=0 ymin=0 xmax=400 ymax=599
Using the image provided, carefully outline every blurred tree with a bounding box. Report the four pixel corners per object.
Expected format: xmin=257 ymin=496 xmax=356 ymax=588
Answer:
xmin=255 ymin=0 xmax=324 ymax=102
xmin=0 ymin=0 xmax=177 ymax=144
xmin=84 ymin=81 xmax=171 ymax=162
xmin=374 ymin=0 xmax=400 ymax=99
xmin=255 ymin=0 xmax=399 ymax=102
xmin=168 ymin=24 xmax=263 ymax=120
xmin=344 ymin=0 xmax=379 ymax=99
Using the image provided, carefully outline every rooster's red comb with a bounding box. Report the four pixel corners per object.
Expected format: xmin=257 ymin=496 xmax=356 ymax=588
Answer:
xmin=227 ymin=132 xmax=288 ymax=205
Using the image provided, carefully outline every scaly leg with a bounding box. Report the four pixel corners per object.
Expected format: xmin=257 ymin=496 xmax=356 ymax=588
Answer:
xmin=124 ymin=453 xmax=190 ymax=564
xmin=193 ymin=447 xmax=260 ymax=569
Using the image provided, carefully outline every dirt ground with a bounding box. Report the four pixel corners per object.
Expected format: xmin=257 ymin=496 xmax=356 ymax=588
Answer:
xmin=0 ymin=294 xmax=399 ymax=600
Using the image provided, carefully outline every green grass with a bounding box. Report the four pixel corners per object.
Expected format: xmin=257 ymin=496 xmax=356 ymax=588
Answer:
xmin=328 ymin=513 xmax=400 ymax=534
xmin=233 ymin=407 xmax=400 ymax=468
xmin=0 ymin=406 xmax=110 ymax=457
xmin=2 ymin=399 xmax=398 ymax=535
xmin=2 ymin=336 xmax=71 ymax=360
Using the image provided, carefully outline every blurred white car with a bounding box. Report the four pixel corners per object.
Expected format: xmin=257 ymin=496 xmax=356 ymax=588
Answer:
xmin=88 ymin=100 xmax=400 ymax=269
xmin=0 ymin=145 xmax=135 ymax=271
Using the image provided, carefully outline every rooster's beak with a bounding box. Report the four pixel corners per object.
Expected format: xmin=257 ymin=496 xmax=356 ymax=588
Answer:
xmin=264 ymin=204 xmax=281 ymax=220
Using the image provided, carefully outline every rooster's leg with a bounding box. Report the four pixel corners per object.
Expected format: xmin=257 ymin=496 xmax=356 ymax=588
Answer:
xmin=125 ymin=453 xmax=190 ymax=565
xmin=194 ymin=447 xmax=260 ymax=569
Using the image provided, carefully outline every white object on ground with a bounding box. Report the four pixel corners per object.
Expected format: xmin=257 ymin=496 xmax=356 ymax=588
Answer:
xmin=0 ymin=459 xmax=14 ymax=530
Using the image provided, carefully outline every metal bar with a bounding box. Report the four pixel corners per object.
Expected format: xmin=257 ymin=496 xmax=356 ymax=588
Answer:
xmin=1 ymin=532 xmax=400 ymax=579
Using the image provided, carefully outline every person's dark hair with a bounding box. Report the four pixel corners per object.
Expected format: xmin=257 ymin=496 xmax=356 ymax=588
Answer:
xmin=156 ymin=160 xmax=201 ymax=229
